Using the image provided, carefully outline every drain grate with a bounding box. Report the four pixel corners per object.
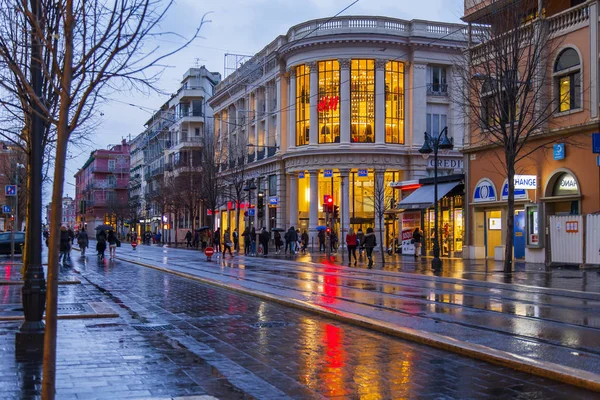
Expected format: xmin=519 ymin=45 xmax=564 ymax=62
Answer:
xmin=132 ymin=324 xmax=175 ymax=332
xmin=251 ymin=321 xmax=292 ymax=329
xmin=86 ymin=323 xmax=126 ymax=329
xmin=58 ymin=304 xmax=87 ymax=313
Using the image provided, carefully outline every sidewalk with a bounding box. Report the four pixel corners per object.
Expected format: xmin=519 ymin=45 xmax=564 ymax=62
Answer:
xmin=108 ymin=241 xmax=600 ymax=392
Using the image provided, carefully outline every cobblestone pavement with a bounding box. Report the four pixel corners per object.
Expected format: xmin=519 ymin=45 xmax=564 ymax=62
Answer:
xmin=104 ymin=242 xmax=600 ymax=382
xmin=2 ymin=250 xmax=596 ymax=399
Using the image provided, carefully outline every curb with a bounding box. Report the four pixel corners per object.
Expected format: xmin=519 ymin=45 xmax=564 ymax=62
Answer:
xmin=120 ymin=255 xmax=600 ymax=393
xmin=0 ymin=312 xmax=119 ymax=322
xmin=0 ymin=279 xmax=81 ymax=286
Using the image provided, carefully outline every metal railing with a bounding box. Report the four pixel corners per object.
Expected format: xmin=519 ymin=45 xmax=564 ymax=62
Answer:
xmin=426 ymin=83 xmax=448 ymax=96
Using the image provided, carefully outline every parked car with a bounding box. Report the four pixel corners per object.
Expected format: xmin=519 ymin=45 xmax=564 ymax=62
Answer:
xmin=0 ymin=231 xmax=25 ymax=255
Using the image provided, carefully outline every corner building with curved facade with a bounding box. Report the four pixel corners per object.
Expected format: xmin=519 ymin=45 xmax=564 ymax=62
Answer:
xmin=209 ymin=16 xmax=468 ymax=247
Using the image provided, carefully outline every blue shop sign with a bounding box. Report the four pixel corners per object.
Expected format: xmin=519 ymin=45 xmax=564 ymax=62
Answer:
xmin=358 ymin=169 xmax=368 ymax=177
xmin=298 ymin=171 xmax=305 ymax=178
xmin=324 ymin=169 xmax=333 ymax=177
xmin=553 ymin=143 xmax=565 ymax=160
xmin=501 ymin=180 xmax=528 ymax=200
xmin=269 ymin=197 xmax=278 ymax=206
xmin=473 ymin=179 xmax=496 ymax=203
xmin=593 ymin=133 xmax=600 ymax=154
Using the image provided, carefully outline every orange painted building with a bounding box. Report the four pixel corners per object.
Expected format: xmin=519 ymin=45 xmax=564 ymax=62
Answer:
xmin=462 ymin=0 xmax=600 ymax=264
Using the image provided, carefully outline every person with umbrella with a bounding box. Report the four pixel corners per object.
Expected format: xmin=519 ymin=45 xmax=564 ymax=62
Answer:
xmin=318 ymin=229 xmax=326 ymax=252
xmin=96 ymin=229 xmax=107 ymax=260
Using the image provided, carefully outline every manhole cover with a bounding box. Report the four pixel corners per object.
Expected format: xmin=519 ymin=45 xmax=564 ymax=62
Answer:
xmin=251 ymin=321 xmax=292 ymax=329
xmin=132 ymin=324 xmax=175 ymax=332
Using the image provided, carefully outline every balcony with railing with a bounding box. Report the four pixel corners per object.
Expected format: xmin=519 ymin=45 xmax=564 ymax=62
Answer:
xmin=170 ymin=136 xmax=204 ymax=151
xmin=257 ymin=149 xmax=265 ymax=160
xmin=426 ymin=83 xmax=448 ymax=96
xmin=247 ymin=153 xmax=255 ymax=164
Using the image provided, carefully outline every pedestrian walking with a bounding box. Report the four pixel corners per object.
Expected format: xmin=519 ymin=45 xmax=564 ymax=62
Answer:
xmin=96 ymin=230 xmax=107 ymax=260
xmin=363 ymin=227 xmax=377 ymax=268
xmin=301 ymin=230 xmax=309 ymax=253
xmin=222 ymin=229 xmax=234 ymax=257
xmin=213 ymin=228 xmax=221 ymax=253
xmin=156 ymin=231 xmax=162 ymax=244
xmin=259 ymin=228 xmax=270 ymax=256
xmin=356 ymin=227 xmax=365 ymax=259
xmin=107 ymin=230 xmax=118 ymax=260
xmin=193 ymin=230 xmax=199 ymax=248
xmin=185 ymin=230 xmax=193 ymax=248
xmin=59 ymin=226 xmax=71 ymax=264
xmin=77 ymin=228 xmax=89 ymax=256
xmin=242 ymin=227 xmax=251 ymax=255
xmin=346 ymin=227 xmax=358 ymax=265
xmin=412 ymin=227 xmax=422 ymax=258
xmin=274 ymin=230 xmax=282 ymax=254
xmin=233 ymin=228 xmax=239 ymax=252
xmin=318 ymin=230 xmax=325 ymax=252
xmin=286 ymin=226 xmax=298 ymax=255
xmin=295 ymin=229 xmax=301 ymax=253
xmin=330 ymin=230 xmax=338 ymax=253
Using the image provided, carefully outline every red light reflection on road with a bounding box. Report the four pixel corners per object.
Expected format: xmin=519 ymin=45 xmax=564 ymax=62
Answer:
xmin=322 ymin=266 xmax=339 ymax=304
xmin=322 ymin=323 xmax=346 ymax=396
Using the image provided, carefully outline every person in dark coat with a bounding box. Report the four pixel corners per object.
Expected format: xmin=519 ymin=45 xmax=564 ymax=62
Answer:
xmin=412 ymin=227 xmax=422 ymax=258
xmin=363 ymin=227 xmax=377 ymax=268
xmin=213 ymin=228 xmax=221 ymax=252
xmin=185 ymin=230 xmax=193 ymax=248
xmin=222 ymin=229 xmax=234 ymax=257
xmin=301 ymin=230 xmax=309 ymax=253
xmin=250 ymin=227 xmax=257 ymax=255
xmin=77 ymin=228 xmax=89 ymax=256
xmin=233 ymin=228 xmax=239 ymax=252
xmin=286 ymin=227 xmax=298 ymax=255
xmin=242 ymin=227 xmax=251 ymax=255
xmin=356 ymin=228 xmax=365 ymax=258
xmin=318 ymin=230 xmax=325 ymax=252
xmin=259 ymin=228 xmax=270 ymax=256
xmin=274 ymin=230 xmax=282 ymax=254
xmin=59 ymin=226 xmax=71 ymax=264
xmin=96 ymin=230 xmax=107 ymax=260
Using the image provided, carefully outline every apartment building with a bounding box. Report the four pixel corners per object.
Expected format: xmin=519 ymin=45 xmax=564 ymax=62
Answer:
xmin=462 ymin=0 xmax=600 ymax=265
xmin=74 ymin=139 xmax=131 ymax=235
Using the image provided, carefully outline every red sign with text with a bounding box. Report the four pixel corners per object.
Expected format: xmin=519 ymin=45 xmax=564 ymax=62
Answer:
xmin=317 ymin=96 xmax=339 ymax=112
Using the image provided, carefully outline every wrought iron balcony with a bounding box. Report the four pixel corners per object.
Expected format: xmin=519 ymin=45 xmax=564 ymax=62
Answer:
xmin=426 ymin=83 xmax=448 ymax=96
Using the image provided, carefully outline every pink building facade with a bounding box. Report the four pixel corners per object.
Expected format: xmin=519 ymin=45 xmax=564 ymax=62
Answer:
xmin=75 ymin=139 xmax=130 ymax=235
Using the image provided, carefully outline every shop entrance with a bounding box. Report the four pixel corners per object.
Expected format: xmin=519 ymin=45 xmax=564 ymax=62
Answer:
xmin=514 ymin=210 xmax=525 ymax=259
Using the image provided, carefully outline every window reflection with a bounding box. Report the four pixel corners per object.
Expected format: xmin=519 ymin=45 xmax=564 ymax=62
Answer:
xmin=318 ymin=60 xmax=340 ymax=144
xmin=351 ymin=59 xmax=375 ymax=143
xmin=296 ymin=65 xmax=310 ymax=146
xmin=385 ymin=61 xmax=404 ymax=143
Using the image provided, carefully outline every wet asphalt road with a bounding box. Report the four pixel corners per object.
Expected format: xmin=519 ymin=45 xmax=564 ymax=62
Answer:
xmin=2 ymin=249 xmax=598 ymax=399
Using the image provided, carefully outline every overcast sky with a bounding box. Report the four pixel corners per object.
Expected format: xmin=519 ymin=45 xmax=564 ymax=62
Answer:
xmin=60 ymin=0 xmax=464 ymax=201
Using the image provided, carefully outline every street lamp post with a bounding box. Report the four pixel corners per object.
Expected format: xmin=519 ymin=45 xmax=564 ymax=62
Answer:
xmin=418 ymin=126 xmax=454 ymax=270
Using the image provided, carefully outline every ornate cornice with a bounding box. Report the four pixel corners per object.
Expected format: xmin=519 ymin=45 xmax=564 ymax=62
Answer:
xmin=287 ymin=67 xmax=296 ymax=77
xmin=283 ymin=150 xmax=410 ymax=172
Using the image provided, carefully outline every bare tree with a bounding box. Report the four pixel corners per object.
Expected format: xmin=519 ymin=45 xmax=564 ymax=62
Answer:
xmin=0 ymin=1 xmax=208 ymax=397
xmin=455 ymin=2 xmax=570 ymax=271
xmin=199 ymin=129 xmax=225 ymax=240
xmin=366 ymin=172 xmax=396 ymax=263
xmin=221 ymin=130 xmax=251 ymax=236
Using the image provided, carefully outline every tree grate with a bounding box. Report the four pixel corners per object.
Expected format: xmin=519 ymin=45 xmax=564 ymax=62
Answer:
xmin=251 ymin=321 xmax=293 ymax=329
xmin=132 ymin=324 xmax=175 ymax=332
xmin=57 ymin=304 xmax=87 ymax=313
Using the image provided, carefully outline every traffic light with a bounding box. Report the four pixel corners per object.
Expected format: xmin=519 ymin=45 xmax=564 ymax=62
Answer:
xmin=333 ymin=205 xmax=339 ymax=220
xmin=323 ymin=195 xmax=333 ymax=213
xmin=257 ymin=196 xmax=264 ymax=209
xmin=10 ymin=214 xmax=14 ymax=221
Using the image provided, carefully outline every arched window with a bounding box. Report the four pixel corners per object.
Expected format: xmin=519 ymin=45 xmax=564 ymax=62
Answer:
xmin=554 ymin=48 xmax=581 ymax=112
xmin=551 ymin=172 xmax=579 ymax=196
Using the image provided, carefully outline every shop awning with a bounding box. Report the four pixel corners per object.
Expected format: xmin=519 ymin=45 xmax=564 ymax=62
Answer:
xmin=397 ymin=181 xmax=461 ymax=210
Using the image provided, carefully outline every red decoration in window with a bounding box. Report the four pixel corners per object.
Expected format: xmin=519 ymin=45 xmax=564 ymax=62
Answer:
xmin=317 ymin=96 xmax=339 ymax=112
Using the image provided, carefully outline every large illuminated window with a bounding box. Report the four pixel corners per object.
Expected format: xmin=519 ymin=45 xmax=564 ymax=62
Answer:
xmin=296 ymin=65 xmax=310 ymax=146
xmin=351 ymin=59 xmax=375 ymax=143
xmin=318 ymin=60 xmax=340 ymax=144
xmin=553 ymin=48 xmax=581 ymax=112
xmin=385 ymin=61 xmax=404 ymax=144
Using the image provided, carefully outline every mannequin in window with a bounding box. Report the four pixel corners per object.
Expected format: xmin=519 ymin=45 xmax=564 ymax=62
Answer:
xmin=333 ymin=125 xmax=340 ymax=143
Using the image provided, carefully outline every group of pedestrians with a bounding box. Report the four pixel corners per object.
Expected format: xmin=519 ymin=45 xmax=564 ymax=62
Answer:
xmin=94 ymin=229 xmax=119 ymax=260
xmin=345 ymin=227 xmax=377 ymax=267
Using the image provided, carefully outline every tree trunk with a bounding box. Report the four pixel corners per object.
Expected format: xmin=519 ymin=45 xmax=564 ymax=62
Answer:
xmin=504 ymin=156 xmax=515 ymax=272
